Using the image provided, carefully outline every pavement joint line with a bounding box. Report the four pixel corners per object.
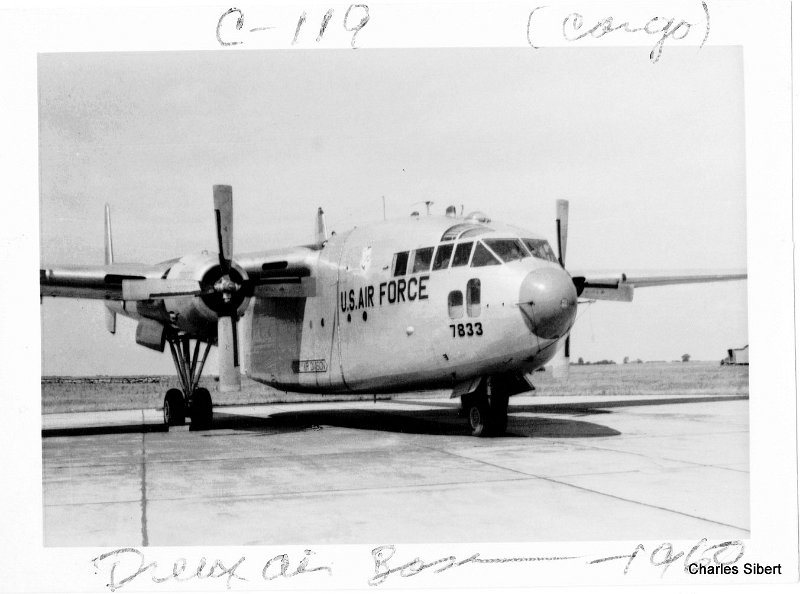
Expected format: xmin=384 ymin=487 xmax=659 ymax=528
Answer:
xmin=529 ymin=475 xmax=750 ymax=533
xmin=140 ymin=411 xmax=149 ymax=547
xmin=51 ymin=475 xmax=539 ymax=507
xmin=44 ymin=461 xmax=149 ymax=471
xmin=549 ymin=463 xmax=748 ymax=477
xmin=541 ymin=468 xmax=685 ymax=479
xmin=44 ymin=499 xmax=142 ymax=507
xmin=422 ymin=446 xmax=749 ymax=533
xmin=539 ymin=436 xmax=750 ymax=474
xmin=42 ymin=444 xmax=438 ymax=470
xmin=456 ymin=432 xmax=750 ymax=476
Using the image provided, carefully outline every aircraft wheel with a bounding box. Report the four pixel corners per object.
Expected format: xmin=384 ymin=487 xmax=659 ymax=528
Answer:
xmin=163 ymin=388 xmax=185 ymax=427
xmin=490 ymin=393 xmax=509 ymax=436
xmin=466 ymin=395 xmax=491 ymax=437
xmin=190 ymin=388 xmax=213 ymax=431
xmin=465 ymin=392 xmax=509 ymax=437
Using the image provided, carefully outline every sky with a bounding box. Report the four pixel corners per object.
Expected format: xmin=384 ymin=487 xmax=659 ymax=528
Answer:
xmin=38 ymin=47 xmax=748 ymax=375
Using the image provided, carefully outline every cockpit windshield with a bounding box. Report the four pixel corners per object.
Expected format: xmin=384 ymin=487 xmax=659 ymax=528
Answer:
xmin=392 ymin=236 xmax=559 ymax=274
xmin=471 ymin=242 xmax=501 ymax=267
xmin=523 ymin=238 xmax=559 ymax=263
xmin=483 ymin=239 xmax=529 ymax=263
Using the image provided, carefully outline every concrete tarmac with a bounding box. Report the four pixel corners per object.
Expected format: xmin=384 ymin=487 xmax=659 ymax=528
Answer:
xmin=42 ymin=394 xmax=749 ymax=546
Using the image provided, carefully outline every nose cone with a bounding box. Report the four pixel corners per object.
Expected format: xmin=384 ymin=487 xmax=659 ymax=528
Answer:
xmin=519 ymin=267 xmax=578 ymax=339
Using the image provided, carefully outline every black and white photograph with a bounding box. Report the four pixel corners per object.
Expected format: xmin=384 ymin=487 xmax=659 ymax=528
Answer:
xmin=2 ymin=0 xmax=797 ymax=591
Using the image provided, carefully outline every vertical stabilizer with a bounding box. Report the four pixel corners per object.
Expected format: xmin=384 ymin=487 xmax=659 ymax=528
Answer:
xmin=104 ymin=204 xmax=117 ymax=334
xmin=316 ymin=207 xmax=328 ymax=243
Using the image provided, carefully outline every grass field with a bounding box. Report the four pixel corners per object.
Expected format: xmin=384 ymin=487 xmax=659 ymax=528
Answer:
xmin=41 ymin=361 xmax=748 ymax=414
xmin=531 ymin=361 xmax=749 ymax=397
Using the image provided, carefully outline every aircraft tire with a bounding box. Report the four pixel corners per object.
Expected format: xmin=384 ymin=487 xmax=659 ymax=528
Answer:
xmin=163 ymin=388 xmax=186 ymax=427
xmin=490 ymin=393 xmax=509 ymax=436
xmin=466 ymin=392 xmax=509 ymax=437
xmin=466 ymin=395 xmax=492 ymax=437
xmin=190 ymin=388 xmax=213 ymax=431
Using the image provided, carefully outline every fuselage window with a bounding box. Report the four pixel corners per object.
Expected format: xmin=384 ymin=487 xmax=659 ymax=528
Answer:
xmin=471 ymin=242 xmax=501 ymax=267
xmin=432 ymin=244 xmax=454 ymax=271
xmin=451 ymin=242 xmax=474 ymax=267
xmin=448 ymin=290 xmax=464 ymax=318
xmin=484 ymin=239 xmax=529 ymax=263
xmin=393 ymin=251 xmax=409 ymax=276
xmin=523 ymin=238 xmax=558 ymax=263
xmin=412 ymin=247 xmax=434 ymax=273
xmin=467 ymin=278 xmax=481 ymax=317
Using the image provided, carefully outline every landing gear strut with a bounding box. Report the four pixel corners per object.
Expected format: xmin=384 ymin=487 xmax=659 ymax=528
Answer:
xmin=165 ymin=333 xmax=214 ymax=430
xmin=462 ymin=378 xmax=509 ymax=437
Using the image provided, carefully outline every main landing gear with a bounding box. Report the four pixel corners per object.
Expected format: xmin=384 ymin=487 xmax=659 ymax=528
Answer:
xmin=461 ymin=378 xmax=509 ymax=437
xmin=164 ymin=333 xmax=214 ymax=430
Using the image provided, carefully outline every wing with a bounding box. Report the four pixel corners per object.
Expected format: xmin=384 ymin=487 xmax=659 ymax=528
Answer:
xmin=40 ymin=263 xmax=157 ymax=300
xmin=40 ymin=245 xmax=321 ymax=301
xmin=573 ymin=273 xmax=747 ymax=302
xmin=236 ymin=245 xmax=319 ymax=298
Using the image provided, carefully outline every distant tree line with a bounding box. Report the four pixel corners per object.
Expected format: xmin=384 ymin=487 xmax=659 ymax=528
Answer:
xmin=575 ymin=358 xmax=617 ymax=365
xmin=574 ymin=354 xmax=690 ymax=365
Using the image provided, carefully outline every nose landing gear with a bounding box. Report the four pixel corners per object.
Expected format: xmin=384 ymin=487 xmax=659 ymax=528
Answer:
xmin=461 ymin=378 xmax=509 ymax=437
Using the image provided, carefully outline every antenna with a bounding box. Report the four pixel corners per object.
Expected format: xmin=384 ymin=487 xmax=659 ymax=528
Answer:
xmin=424 ymin=200 xmax=433 ymax=216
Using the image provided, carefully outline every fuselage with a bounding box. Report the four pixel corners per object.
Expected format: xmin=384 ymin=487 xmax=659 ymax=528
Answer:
xmin=241 ymin=214 xmax=578 ymax=393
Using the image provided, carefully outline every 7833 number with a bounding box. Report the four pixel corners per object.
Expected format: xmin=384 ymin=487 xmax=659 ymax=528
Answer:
xmin=449 ymin=322 xmax=483 ymax=338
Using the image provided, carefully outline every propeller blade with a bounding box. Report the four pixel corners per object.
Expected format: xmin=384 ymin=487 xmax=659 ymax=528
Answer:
xmin=231 ymin=315 xmax=240 ymax=368
xmin=552 ymin=200 xmax=572 ymax=378
xmin=217 ymin=315 xmax=241 ymax=392
xmin=122 ymin=279 xmax=202 ymax=301
xmin=315 ymin=207 xmax=328 ymax=243
xmin=213 ymin=184 xmax=233 ymax=272
xmin=556 ymin=199 xmax=569 ymax=268
xmin=550 ymin=336 xmax=571 ymax=380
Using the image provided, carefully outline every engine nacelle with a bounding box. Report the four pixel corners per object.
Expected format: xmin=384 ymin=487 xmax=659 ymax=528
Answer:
xmin=161 ymin=252 xmax=251 ymax=337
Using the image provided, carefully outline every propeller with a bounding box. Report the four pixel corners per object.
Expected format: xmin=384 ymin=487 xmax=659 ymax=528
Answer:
xmin=212 ymin=184 xmax=241 ymax=392
xmin=119 ymin=185 xmax=246 ymax=392
xmin=553 ymin=199 xmax=571 ymax=378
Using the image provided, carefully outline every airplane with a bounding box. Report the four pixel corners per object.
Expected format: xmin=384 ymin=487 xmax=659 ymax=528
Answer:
xmin=40 ymin=186 xmax=747 ymax=436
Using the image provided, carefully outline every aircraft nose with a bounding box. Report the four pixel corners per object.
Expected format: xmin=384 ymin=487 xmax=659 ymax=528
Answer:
xmin=518 ymin=267 xmax=578 ymax=339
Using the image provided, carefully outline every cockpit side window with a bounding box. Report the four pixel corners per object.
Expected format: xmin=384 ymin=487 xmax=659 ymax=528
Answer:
xmin=412 ymin=247 xmax=434 ymax=273
xmin=448 ymin=290 xmax=464 ymax=318
xmin=523 ymin=239 xmax=558 ymax=263
xmin=467 ymin=278 xmax=481 ymax=317
xmin=392 ymin=251 xmax=409 ymax=276
xmin=484 ymin=239 xmax=529 ymax=263
xmin=471 ymin=242 xmax=501 ymax=267
xmin=432 ymin=244 xmax=454 ymax=271
xmin=451 ymin=242 xmax=473 ymax=267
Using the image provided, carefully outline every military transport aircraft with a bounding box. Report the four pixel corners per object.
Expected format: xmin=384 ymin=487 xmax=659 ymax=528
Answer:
xmin=40 ymin=187 xmax=746 ymax=436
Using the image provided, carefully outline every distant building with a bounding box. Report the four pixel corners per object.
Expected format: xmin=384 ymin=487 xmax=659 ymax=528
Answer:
xmin=721 ymin=344 xmax=749 ymax=365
